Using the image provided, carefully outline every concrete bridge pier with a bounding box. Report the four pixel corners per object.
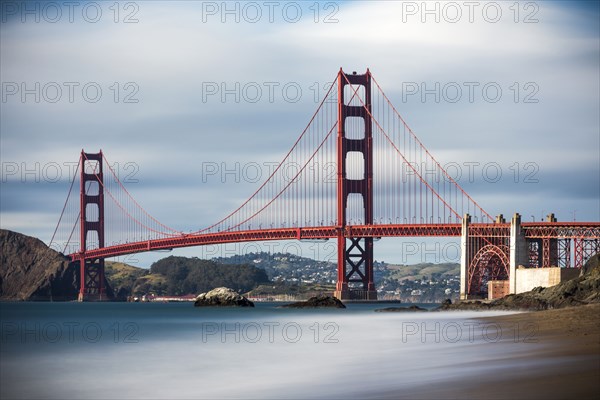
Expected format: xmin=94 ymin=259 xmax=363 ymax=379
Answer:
xmin=509 ymin=213 xmax=528 ymax=294
xmin=459 ymin=214 xmax=470 ymax=300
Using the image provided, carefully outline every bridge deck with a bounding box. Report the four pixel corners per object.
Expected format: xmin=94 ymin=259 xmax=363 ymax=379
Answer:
xmin=70 ymin=224 xmax=462 ymax=261
xmin=70 ymin=222 xmax=600 ymax=262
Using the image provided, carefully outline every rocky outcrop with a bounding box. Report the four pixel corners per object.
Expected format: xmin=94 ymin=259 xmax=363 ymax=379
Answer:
xmin=439 ymin=253 xmax=600 ymax=311
xmin=194 ymin=287 xmax=255 ymax=307
xmin=375 ymin=305 xmax=428 ymax=312
xmin=281 ymin=294 xmax=346 ymax=308
xmin=0 ymin=229 xmax=113 ymax=301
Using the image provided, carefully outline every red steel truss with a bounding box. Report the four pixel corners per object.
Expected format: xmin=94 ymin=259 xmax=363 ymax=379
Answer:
xmin=522 ymin=223 xmax=600 ymax=239
xmin=71 ymin=224 xmax=464 ymax=262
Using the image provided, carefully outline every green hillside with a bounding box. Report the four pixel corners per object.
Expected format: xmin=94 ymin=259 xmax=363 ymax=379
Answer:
xmin=149 ymin=256 xmax=270 ymax=295
xmin=386 ymin=263 xmax=460 ymax=281
xmin=104 ymin=255 xmax=460 ymax=302
xmin=105 ymin=256 xmax=271 ymax=299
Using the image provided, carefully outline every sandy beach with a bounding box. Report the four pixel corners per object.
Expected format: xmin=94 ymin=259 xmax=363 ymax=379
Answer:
xmin=395 ymin=304 xmax=600 ymax=400
xmin=467 ymin=303 xmax=600 ymax=400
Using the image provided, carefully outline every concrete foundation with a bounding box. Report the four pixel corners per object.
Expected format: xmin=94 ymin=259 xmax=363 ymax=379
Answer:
xmin=510 ymin=213 xmax=528 ymax=293
xmin=514 ymin=267 xmax=580 ymax=294
xmin=488 ymin=280 xmax=510 ymax=300
xmin=459 ymin=214 xmax=470 ymax=300
xmin=488 ymin=267 xmax=578 ymax=299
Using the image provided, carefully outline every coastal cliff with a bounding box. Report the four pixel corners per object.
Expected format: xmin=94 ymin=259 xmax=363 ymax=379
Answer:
xmin=0 ymin=229 xmax=113 ymax=301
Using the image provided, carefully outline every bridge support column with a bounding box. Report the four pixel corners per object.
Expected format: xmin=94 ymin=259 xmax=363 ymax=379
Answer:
xmin=78 ymin=150 xmax=106 ymax=302
xmin=574 ymin=238 xmax=600 ymax=269
xmin=509 ymin=213 xmax=527 ymax=294
xmin=334 ymin=69 xmax=377 ymax=301
xmin=459 ymin=214 xmax=470 ymax=300
xmin=557 ymin=238 xmax=571 ymax=268
xmin=541 ymin=213 xmax=558 ymax=267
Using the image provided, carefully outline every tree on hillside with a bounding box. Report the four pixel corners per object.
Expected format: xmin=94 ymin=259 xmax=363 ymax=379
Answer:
xmin=148 ymin=256 xmax=270 ymax=294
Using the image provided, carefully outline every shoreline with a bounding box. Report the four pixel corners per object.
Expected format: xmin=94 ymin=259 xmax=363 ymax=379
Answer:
xmin=407 ymin=304 xmax=600 ymax=400
xmin=464 ymin=303 xmax=600 ymax=400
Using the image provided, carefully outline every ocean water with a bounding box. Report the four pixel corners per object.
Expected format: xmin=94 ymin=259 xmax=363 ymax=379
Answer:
xmin=0 ymin=302 xmax=540 ymax=399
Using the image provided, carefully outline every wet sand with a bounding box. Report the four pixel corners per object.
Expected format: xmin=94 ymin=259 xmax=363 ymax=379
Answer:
xmin=463 ymin=303 xmax=600 ymax=400
xmin=374 ymin=304 xmax=600 ymax=400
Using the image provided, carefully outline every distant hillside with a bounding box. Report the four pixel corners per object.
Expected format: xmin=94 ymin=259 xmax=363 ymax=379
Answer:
xmin=0 ymin=229 xmax=113 ymax=301
xmin=213 ymin=252 xmax=338 ymax=283
xmin=149 ymin=256 xmax=270 ymax=295
xmin=215 ymin=252 xmax=460 ymax=302
xmin=106 ymin=256 xmax=272 ymax=297
xmin=105 ymin=261 xmax=149 ymax=299
xmin=379 ymin=262 xmax=460 ymax=302
xmin=385 ymin=263 xmax=460 ymax=281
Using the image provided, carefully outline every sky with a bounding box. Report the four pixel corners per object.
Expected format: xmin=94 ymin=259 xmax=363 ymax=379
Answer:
xmin=1 ymin=1 xmax=599 ymax=267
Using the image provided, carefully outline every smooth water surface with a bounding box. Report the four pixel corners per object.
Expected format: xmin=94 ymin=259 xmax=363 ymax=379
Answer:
xmin=0 ymin=302 xmax=538 ymax=399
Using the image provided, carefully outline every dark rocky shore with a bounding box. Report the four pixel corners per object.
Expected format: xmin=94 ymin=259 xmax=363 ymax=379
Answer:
xmin=280 ymin=294 xmax=346 ymax=308
xmin=374 ymin=305 xmax=428 ymax=312
xmin=370 ymin=254 xmax=600 ymax=313
xmin=439 ymin=254 xmax=600 ymax=311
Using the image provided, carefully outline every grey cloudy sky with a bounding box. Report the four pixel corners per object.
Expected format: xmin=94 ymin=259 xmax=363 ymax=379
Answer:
xmin=1 ymin=1 xmax=599 ymax=266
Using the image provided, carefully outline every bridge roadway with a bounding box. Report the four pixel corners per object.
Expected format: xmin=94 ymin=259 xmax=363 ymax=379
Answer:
xmin=69 ymin=222 xmax=600 ymax=262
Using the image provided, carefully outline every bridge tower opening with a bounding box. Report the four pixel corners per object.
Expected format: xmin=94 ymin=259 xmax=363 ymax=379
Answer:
xmin=334 ymin=69 xmax=377 ymax=300
xmin=78 ymin=150 xmax=106 ymax=302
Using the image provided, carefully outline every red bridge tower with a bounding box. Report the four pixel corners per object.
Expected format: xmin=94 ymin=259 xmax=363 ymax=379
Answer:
xmin=78 ymin=150 xmax=106 ymax=301
xmin=334 ymin=69 xmax=377 ymax=300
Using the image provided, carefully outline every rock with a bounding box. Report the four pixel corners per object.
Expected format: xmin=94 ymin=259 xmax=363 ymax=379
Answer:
xmin=0 ymin=229 xmax=113 ymax=301
xmin=194 ymin=287 xmax=254 ymax=307
xmin=375 ymin=305 xmax=428 ymax=312
xmin=490 ymin=294 xmax=549 ymax=311
xmin=580 ymin=253 xmax=600 ymax=278
xmin=281 ymin=294 xmax=346 ymax=308
xmin=435 ymin=300 xmax=491 ymax=311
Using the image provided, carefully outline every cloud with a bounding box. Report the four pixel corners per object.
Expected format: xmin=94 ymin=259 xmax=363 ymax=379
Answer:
xmin=1 ymin=1 xmax=598 ymax=266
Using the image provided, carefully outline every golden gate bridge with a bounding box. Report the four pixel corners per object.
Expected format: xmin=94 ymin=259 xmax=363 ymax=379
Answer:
xmin=49 ymin=69 xmax=600 ymax=301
